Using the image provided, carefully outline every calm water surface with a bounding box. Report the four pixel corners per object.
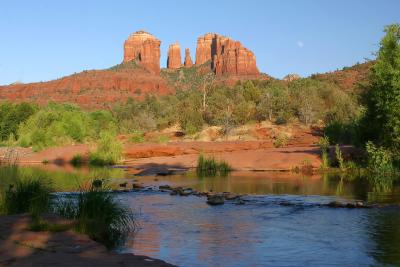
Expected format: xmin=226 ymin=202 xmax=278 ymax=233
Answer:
xmin=1 ymin=165 xmax=400 ymax=266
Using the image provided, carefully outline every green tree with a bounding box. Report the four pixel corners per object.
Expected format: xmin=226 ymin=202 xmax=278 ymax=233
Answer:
xmin=363 ymin=24 xmax=400 ymax=151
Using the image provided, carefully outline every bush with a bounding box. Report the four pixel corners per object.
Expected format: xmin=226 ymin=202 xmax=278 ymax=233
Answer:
xmin=318 ymin=136 xmax=330 ymax=169
xmin=70 ymin=154 xmax=84 ymax=167
xmin=335 ymin=144 xmax=345 ymax=170
xmin=56 ymin=183 xmax=135 ymax=249
xmin=89 ymin=131 xmax=122 ymax=166
xmin=365 ymin=141 xmax=393 ymax=173
xmin=196 ymin=154 xmax=232 ymax=176
xmin=0 ymin=179 xmax=51 ymax=217
xmin=130 ymin=132 xmax=145 ymax=143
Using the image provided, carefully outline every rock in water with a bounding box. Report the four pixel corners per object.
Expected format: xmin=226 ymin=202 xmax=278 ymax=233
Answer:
xmin=184 ymin=48 xmax=193 ymax=67
xmin=124 ymin=30 xmax=161 ymax=74
xmin=207 ymin=194 xmax=225 ymax=205
xmin=167 ymin=43 xmax=182 ymax=69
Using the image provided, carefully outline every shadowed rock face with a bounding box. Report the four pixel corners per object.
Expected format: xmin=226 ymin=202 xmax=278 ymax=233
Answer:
xmin=184 ymin=48 xmax=193 ymax=67
xmin=124 ymin=31 xmax=161 ymax=74
xmin=195 ymin=33 xmax=259 ymax=76
xmin=167 ymin=43 xmax=182 ymax=69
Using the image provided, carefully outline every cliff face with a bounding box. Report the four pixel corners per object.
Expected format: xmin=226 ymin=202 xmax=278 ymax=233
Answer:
xmin=123 ymin=31 xmax=161 ymax=74
xmin=184 ymin=48 xmax=193 ymax=67
xmin=195 ymin=33 xmax=259 ymax=76
xmin=167 ymin=43 xmax=182 ymax=69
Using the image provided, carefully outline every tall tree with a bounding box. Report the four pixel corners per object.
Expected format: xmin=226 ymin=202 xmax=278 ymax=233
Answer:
xmin=363 ymin=24 xmax=400 ymax=151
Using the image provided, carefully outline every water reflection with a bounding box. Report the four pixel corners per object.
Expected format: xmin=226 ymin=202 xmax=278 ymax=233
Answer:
xmin=0 ymin=164 xmax=400 ymax=266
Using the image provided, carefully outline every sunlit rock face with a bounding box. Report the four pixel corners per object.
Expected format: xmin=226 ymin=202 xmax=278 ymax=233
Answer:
xmin=167 ymin=43 xmax=182 ymax=69
xmin=184 ymin=48 xmax=193 ymax=67
xmin=123 ymin=31 xmax=161 ymax=74
xmin=195 ymin=33 xmax=259 ymax=76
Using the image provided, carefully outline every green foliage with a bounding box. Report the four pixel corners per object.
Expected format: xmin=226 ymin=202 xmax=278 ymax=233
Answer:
xmin=366 ymin=141 xmax=393 ymax=173
xmin=0 ymin=102 xmax=37 ymax=141
xmin=362 ymin=24 xmax=400 ymax=151
xmin=0 ymin=178 xmax=51 ymax=217
xmin=56 ymin=183 xmax=135 ymax=249
xmin=335 ymin=144 xmax=345 ymax=170
xmin=89 ymin=131 xmax=122 ymax=166
xmin=273 ymin=133 xmax=289 ymax=148
xmin=70 ymin=154 xmax=84 ymax=167
xmin=130 ymin=132 xmax=145 ymax=143
xmin=196 ymin=154 xmax=232 ymax=177
xmin=318 ymin=136 xmax=330 ymax=169
xmin=17 ymin=103 xmax=116 ymax=151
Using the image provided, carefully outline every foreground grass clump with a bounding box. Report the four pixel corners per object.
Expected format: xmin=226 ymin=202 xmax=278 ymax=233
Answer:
xmin=0 ymin=179 xmax=51 ymax=216
xmin=56 ymin=182 xmax=135 ymax=249
xmin=89 ymin=131 xmax=123 ymax=166
xmin=196 ymin=154 xmax=232 ymax=176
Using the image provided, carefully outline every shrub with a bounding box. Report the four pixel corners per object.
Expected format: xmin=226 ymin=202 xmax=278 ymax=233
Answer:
xmin=318 ymin=136 xmax=330 ymax=169
xmin=196 ymin=154 xmax=232 ymax=176
xmin=130 ymin=132 xmax=145 ymax=143
xmin=70 ymin=154 xmax=84 ymax=167
xmin=56 ymin=183 xmax=135 ymax=249
xmin=335 ymin=144 xmax=345 ymax=171
xmin=0 ymin=179 xmax=51 ymax=217
xmin=273 ymin=133 xmax=289 ymax=148
xmin=89 ymin=131 xmax=122 ymax=166
xmin=365 ymin=141 xmax=393 ymax=173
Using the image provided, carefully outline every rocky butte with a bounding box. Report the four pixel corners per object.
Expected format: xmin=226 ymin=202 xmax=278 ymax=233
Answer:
xmin=184 ymin=48 xmax=193 ymax=67
xmin=123 ymin=31 xmax=161 ymax=74
xmin=195 ymin=33 xmax=259 ymax=76
xmin=167 ymin=43 xmax=182 ymax=69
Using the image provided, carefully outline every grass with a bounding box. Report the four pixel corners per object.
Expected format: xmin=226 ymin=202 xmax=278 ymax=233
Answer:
xmin=55 ymin=183 xmax=135 ymax=249
xmin=130 ymin=132 xmax=145 ymax=143
xmin=0 ymin=171 xmax=135 ymax=250
xmin=0 ymin=179 xmax=51 ymax=217
xmin=196 ymin=154 xmax=232 ymax=177
xmin=29 ymin=219 xmax=72 ymax=232
xmin=70 ymin=154 xmax=84 ymax=167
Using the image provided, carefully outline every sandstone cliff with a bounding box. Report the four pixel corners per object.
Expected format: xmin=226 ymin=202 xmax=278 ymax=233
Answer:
xmin=195 ymin=33 xmax=259 ymax=76
xmin=167 ymin=43 xmax=182 ymax=69
xmin=124 ymin=31 xmax=161 ymax=74
xmin=184 ymin=48 xmax=193 ymax=67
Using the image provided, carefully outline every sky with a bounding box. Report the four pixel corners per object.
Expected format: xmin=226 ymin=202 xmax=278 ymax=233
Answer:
xmin=0 ymin=0 xmax=399 ymax=85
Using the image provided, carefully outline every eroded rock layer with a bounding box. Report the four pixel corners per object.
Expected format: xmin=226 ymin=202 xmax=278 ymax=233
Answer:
xmin=167 ymin=43 xmax=182 ymax=69
xmin=195 ymin=33 xmax=259 ymax=76
xmin=123 ymin=31 xmax=161 ymax=74
xmin=184 ymin=48 xmax=193 ymax=67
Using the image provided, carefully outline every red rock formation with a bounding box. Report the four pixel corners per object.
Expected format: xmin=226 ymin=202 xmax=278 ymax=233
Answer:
xmin=195 ymin=33 xmax=217 ymax=66
xmin=123 ymin=31 xmax=161 ymax=74
xmin=184 ymin=48 xmax=193 ymax=67
xmin=195 ymin=33 xmax=259 ymax=76
xmin=167 ymin=43 xmax=182 ymax=69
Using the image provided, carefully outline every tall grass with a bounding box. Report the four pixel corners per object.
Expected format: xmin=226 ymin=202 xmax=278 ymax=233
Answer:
xmin=318 ymin=136 xmax=330 ymax=169
xmin=56 ymin=183 xmax=135 ymax=249
xmin=196 ymin=154 xmax=232 ymax=176
xmin=0 ymin=178 xmax=51 ymax=217
xmin=89 ymin=131 xmax=122 ymax=166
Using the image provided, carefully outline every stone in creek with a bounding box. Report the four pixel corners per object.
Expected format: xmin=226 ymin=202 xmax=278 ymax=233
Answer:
xmin=207 ymin=194 xmax=225 ymax=205
xmin=224 ymin=193 xmax=239 ymax=200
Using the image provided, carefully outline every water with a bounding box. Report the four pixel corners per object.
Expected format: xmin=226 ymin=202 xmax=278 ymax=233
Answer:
xmin=1 ymin=165 xmax=400 ymax=266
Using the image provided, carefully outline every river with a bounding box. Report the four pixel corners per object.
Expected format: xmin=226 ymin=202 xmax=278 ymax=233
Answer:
xmin=1 ymin=165 xmax=400 ymax=266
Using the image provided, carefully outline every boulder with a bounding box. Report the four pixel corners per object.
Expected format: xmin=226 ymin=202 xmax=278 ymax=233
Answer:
xmin=207 ymin=194 xmax=225 ymax=205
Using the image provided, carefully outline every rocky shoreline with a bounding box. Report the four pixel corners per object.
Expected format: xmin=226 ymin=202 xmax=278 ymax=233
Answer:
xmin=0 ymin=213 xmax=175 ymax=267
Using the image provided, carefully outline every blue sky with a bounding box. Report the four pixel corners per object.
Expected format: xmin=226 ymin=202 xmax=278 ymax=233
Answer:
xmin=0 ymin=0 xmax=399 ymax=85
